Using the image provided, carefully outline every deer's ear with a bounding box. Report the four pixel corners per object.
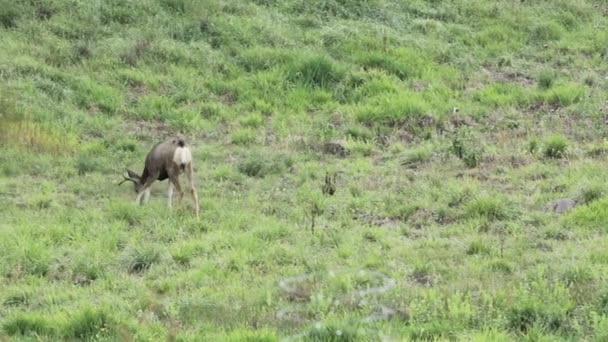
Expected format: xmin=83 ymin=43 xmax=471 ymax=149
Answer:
xmin=126 ymin=169 xmax=140 ymax=180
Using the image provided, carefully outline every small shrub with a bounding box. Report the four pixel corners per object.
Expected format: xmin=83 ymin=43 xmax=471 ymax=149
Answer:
xmin=560 ymin=266 xmax=594 ymax=286
xmin=356 ymin=51 xmax=421 ymax=80
xmin=65 ymin=307 xmax=114 ymax=339
xmin=346 ymin=125 xmax=374 ymax=142
xmin=72 ymin=255 xmax=105 ymax=283
xmin=542 ymin=135 xmax=568 ymax=159
xmin=286 ymin=55 xmax=345 ymax=88
xmin=451 ymin=128 xmax=484 ymax=168
xmin=125 ymin=244 xmax=162 ymax=273
xmin=534 ymin=83 xmax=585 ymax=107
xmin=238 ymin=157 xmax=265 ymax=177
xmin=115 ymin=139 xmax=137 ymax=152
xmin=564 ymin=198 xmax=608 ymax=232
xmin=199 ymin=103 xmax=223 ymax=119
xmin=305 ymin=324 xmax=364 ymax=341
xmin=120 ymin=39 xmax=151 ymax=67
xmin=76 ymin=155 xmax=105 ymax=175
xmin=348 ymin=140 xmax=375 ymax=157
xmin=3 ymin=313 xmax=56 ymax=336
xmin=402 ymin=146 xmax=433 ymax=168
xmin=0 ymin=0 xmax=20 ymax=28
xmin=408 ymin=321 xmax=451 ymax=341
xmin=110 ymin=202 xmax=144 ymax=226
xmin=3 ymin=289 xmax=32 ymax=307
xmin=530 ymin=21 xmax=563 ymax=42
xmin=537 ymin=69 xmax=557 ymax=89
xmin=238 ymin=47 xmax=293 ymax=72
xmin=487 ymin=259 xmax=513 ymax=273
xmin=507 ymin=281 xmax=574 ymax=333
xmin=231 ymin=128 xmax=257 ymax=145
xmin=237 ymin=154 xmax=289 ymax=178
xmin=473 ymin=83 xmax=530 ymax=108
xmin=580 ymin=184 xmax=605 ymax=204
xmin=528 ymin=138 xmax=540 ymax=154
xmin=466 ymin=240 xmax=492 ymax=255
xmin=356 ymin=93 xmax=429 ymax=127
xmin=465 ymin=196 xmax=512 ymax=222
xmin=239 ymin=113 xmax=264 ymax=128
xmin=583 ymin=73 xmax=595 ymax=86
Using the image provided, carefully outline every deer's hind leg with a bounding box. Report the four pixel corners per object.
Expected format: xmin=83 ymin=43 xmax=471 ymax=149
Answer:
xmin=169 ymin=174 xmax=183 ymax=209
xmin=186 ymin=163 xmax=200 ymax=218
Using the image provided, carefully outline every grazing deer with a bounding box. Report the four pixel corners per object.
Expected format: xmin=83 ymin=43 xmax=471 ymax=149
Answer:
xmin=119 ymin=138 xmax=200 ymax=218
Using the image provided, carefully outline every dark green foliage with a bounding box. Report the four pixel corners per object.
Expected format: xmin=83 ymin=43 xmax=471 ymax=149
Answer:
xmin=287 ymin=55 xmax=346 ymax=88
xmin=65 ymin=308 xmax=114 ymax=339
xmin=465 ymin=196 xmax=512 ymax=221
xmin=305 ymin=324 xmax=365 ymax=341
xmin=580 ymin=184 xmax=604 ymax=204
xmin=451 ymin=128 xmax=484 ymax=168
xmin=543 ymin=135 xmax=568 ymax=159
xmin=467 ymin=240 xmax=492 ymax=255
xmin=0 ymin=0 xmax=21 ymax=28
xmin=537 ymin=69 xmax=557 ymax=89
xmin=237 ymin=154 xmax=290 ymax=178
xmin=125 ymin=245 xmax=162 ymax=273
xmin=3 ymin=314 xmax=56 ymax=336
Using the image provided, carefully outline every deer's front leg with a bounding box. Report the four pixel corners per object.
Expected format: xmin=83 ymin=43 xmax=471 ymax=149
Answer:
xmin=136 ymin=179 xmax=155 ymax=205
xmin=186 ymin=163 xmax=200 ymax=218
xmin=169 ymin=176 xmax=183 ymax=208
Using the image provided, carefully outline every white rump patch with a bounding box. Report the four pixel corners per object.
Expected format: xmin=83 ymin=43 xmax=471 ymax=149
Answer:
xmin=173 ymin=146 xmax=192 ymax=166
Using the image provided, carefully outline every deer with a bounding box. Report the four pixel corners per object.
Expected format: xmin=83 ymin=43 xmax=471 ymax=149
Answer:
xmin=119 ymin=137 xmax=200 ymax=218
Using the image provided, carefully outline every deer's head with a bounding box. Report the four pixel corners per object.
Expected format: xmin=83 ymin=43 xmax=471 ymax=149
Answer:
xmin=118 ymin=169 xmax=144 ymax=193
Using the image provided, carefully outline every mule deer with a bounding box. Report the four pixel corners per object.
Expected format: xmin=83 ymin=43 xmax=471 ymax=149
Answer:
xmin=119 ymin=138 xmax=200 ymax=218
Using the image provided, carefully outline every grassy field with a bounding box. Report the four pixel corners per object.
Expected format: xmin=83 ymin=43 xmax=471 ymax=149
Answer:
xmin=2 ymin=0 xmax=608 ymax=340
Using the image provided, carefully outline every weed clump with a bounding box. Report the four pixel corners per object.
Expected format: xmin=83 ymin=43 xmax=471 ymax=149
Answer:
xmin=542 ymin=135 xmax=568 ymax=159
xmin=65 ymin=307 xmax=115 ymax=339
xmin=3 ymin=313 xmax=56 ymax=336
xmin=465 ymin=196 xmax=513 ymax=222
xmin=287 ymin=55 xmax=345 ymax=88
xmin=450 ymin=128 xmax=484 ymax=168
xmin=537 ymin=69 xmax=557 ymax=89
xmin=237 ymin=154 xmax=291 ymax=178
xmin=0 ymin=0 xmax=20 ymax=28
xmin=466 ymin=240 xmax=492 ymax=256
xmin=125 ymin=244 xmax=162 ymax=273
xmin=579 ymin=184 xmax=605 ymax=204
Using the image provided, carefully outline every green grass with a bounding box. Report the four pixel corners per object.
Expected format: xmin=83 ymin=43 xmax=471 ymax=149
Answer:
xmin=2 ymin=0 xmax=608 ymax=340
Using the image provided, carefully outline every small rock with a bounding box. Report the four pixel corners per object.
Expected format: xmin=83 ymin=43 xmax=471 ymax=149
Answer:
xmin=545 ymin=198 xmax=578 ymax=214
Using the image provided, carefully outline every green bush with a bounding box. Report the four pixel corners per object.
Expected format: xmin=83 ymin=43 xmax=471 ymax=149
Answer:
xmin=65 ymin=307 xmax=115 ymax=339
xmin=231 ymin=128 xmax=258 ymax=145
xmin=3 ymin=313 xmax=56 ymax=336
xmin=124 ymin=244 xmax=162 ymax=273
xmin=466 ymin=239 xmax=492 ymax=255
xmin=543 ymin=135 xmax=568 ymax=159
xmin=564 ymin=198 xmax=608 ymax=232
xmin=355 ymin=50 xmax=424 ymax=80
xmin=537 ymin=69 xmax=557 ymax=89
xmin=451 ymin=128 xmax=484 ymax=168
xmin=465 ymin=196 xmax=513 ymax=221
xmin=0 ymin=0 xmax=21 ymax=28
xmin=286 ymin=55 xmax=346 ymax=88
xmin=356 ymin=93 xmax=429 ymax=126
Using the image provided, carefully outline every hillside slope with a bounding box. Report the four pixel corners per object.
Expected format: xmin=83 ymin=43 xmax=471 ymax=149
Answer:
xmin=2 ymin=0 xmax=608 ymax=340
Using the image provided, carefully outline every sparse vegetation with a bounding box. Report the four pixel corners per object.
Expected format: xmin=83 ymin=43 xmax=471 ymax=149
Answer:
xmin=2 ymin=0 xmax=608 ymax=340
